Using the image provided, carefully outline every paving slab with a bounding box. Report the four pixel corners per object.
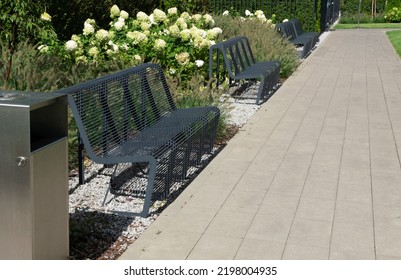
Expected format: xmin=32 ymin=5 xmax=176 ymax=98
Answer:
xmin=120 ymin=29 xmax=401 ymax=260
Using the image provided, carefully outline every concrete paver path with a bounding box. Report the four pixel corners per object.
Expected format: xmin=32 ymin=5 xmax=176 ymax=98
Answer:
xmin=120 ymin=29 xmax=401 ymax=260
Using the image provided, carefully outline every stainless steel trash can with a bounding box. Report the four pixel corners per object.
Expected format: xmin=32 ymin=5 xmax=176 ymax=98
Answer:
xmin=0 ymin=91 xmax=69 ymax=260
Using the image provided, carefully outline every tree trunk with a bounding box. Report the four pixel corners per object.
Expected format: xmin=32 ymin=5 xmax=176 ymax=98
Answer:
xmin=5 ymin=23 xmax=17 ymax=83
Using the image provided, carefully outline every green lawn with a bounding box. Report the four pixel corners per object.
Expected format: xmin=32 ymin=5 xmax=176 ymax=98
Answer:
xmin=387 ymin=30 xmax=401 ymax=58
xmin=334 ymin=23 xmax=401 ymax=29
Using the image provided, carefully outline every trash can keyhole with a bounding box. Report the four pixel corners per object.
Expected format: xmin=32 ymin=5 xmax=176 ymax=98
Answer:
xmin=17 ymin=157 xmax=27 ymax=167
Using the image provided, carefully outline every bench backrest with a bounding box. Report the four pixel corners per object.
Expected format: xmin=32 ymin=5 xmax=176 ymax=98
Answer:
xmin=291 ymin=19 xmax=305 ymax=37
xmin=209 ymin=36 xmax=256 ymax=78
xmin=275 ymin=21 xmax=297 ymax=40
xmin=60 ymin=63 xmax=176 ymax=160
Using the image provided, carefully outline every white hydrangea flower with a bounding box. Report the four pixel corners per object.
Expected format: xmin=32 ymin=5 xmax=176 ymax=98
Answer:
xmin=192 ymin=14 xmax=202 ymax=22
xmin=240 ymin=17 xmax=246 ymax=21
xmin=222 ymin=10 xmax=229 ymax=16
xmin=88 ymin=47 xmax=99 ymax=57
xmin=133 ymin=54 xmax=142 ymax=62
xmin=153 ymin=9 xmax=167 ymax=23
xmin=212 ymin=27 xmax=223 ymax=35
xmin=180 ymin=29 xmax=191 ymax=41
xmin=255 ymin=10 xmax=264 ymax=17
xmin=114 ymin=20 xmax=125 ymax=31
xmin=40 ymin=12 xmax=51 ymax=22
xmin=37 ymin=44 xmax=49 ymax=53
xmin=175 ymin=52 xmax=190 ymax=65
xmin=83 ymin=22 xmax=95 ymax=35
xmin=169 ymin=68 xmax=176 ymax=75
xmin=176 ymin=18 xmax=188 ymax=30
xmin=245 ymin=10 xmax=252 ymax=16
xmin=203 ymin=14 xmax=213 ymax=23
xmin=195 ymin=60 xmax=204 ymax=67
xmin=180 ymin=12 xmax=191 ymax=20
xmin=71 ymin=34 xmax=80 ymax=42
xmin=126 ymin=31 xmax=148 ymax=45
xmin=85 ymin=18 xmax=96 ymax=25
xmin=137 ymin=12 xmax=149 ymax=21
xmin=120 ymin=10 xmax=129 ymax=19
xmin=149 ymin=14 xmax=156 ymax=25
xmin=95 ymin=29 xmax=109 ymax=41
xmin=207 ymin=29 xmax=220 ymax=40
xmin=110 ymin=5 xmax=120 ymax=18
xmin=154 ymin=39 xmax=166 ymax=51
xmin=65 ymin=40 xmax=78 ymax=51
xmin=167 ymin=7 xmax=177 ymax=15
xmin=121 ymin=43 xmax=129 ymax=51
xmin=193 ymin=36 xmax=203 ymax=49
xmin=169 ymin=24 xmax=180 ymax=37
xmin=190 ymin=26 xmax=206 ymax=39
xmin=141 ymin=22 xmax=151 ymax=31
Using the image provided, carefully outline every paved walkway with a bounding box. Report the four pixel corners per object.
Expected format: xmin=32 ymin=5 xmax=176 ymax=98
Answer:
xmin=120 ymin=29 xmax=401 ymax=260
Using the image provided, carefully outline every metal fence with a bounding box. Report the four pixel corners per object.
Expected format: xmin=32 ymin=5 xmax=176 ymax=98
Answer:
xmin=209 ymin=0 xmax=340 ymax=32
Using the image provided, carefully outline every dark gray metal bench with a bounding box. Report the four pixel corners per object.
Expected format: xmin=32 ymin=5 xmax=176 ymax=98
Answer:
xmin=275 ymin=19 xmax=318 ymax=59
xmin=61 ymin=63 xmax=220 ymax=217
xmin=291 ymin=19 xmax=319 ymax=44
xmin=209 ymin=36 xmax=281 ymax=105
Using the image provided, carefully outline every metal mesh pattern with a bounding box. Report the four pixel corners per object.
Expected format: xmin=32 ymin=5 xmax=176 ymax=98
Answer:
xmin=209 ymin=36 xmax=280 ymax=104
xmin=61 ymin=63 xmax=220 ymax=216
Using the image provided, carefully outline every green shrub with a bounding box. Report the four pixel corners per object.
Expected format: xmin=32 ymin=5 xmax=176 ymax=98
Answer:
xmin=385 ymin=7 xmax=401 ymax=22
xmin=385 ymin=0 xmax=401 ymax=12
xmin=213 ymin=15 xmax=299 ymax=79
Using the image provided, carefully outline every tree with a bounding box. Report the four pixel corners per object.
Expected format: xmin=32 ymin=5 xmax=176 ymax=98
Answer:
xmin=0 ymin=0 xmax=56 ymax=82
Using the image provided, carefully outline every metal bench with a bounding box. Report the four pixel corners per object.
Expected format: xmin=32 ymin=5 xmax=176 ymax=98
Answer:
xmin=275 ymin=19 xmax=318 ymax=59
xmin=291 ymin=19 xmax=319 ymax=46
xmin=61 ymin=63 xmax=220 ymax=217
xmin=209 ymin=36 xmax=281 ymax=105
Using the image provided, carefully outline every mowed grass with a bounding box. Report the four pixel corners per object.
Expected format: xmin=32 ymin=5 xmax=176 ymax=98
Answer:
xmin=387 ymin=30 xmax=401 ymax=58
xmin=335 ymin=23 xmax=401 ymax=29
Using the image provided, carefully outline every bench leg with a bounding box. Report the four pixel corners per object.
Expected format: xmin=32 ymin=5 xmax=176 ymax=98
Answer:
xmin=78 ymin=135 xmax=85 ymax=184
xmin=256 ymin=76 xmax=265 ymax=105
xmin=103 ymin=158 xmax=158 ymax=218
xmin=102 ymin=164 xmax=119 ymax=206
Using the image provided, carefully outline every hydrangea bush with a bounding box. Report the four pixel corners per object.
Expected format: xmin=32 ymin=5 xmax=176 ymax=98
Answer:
xmin=384 ymin=7 xmax=401 ymax=22
xmin=42 ymin=5 xmax=222 ymax=83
